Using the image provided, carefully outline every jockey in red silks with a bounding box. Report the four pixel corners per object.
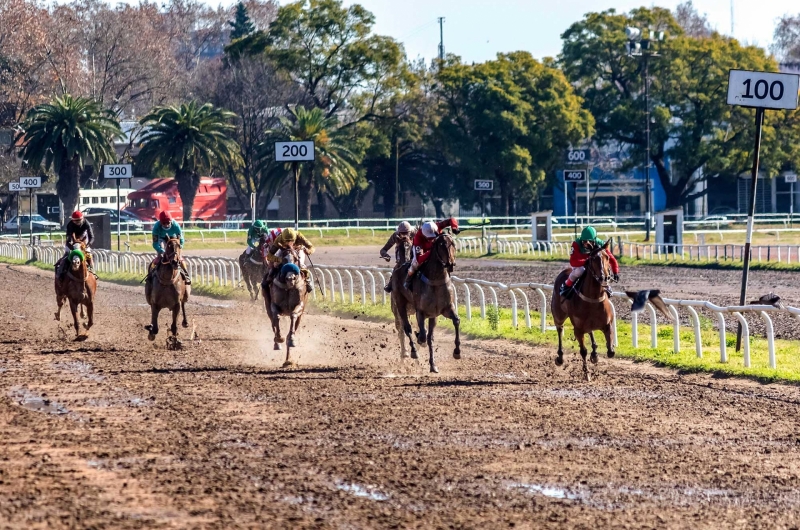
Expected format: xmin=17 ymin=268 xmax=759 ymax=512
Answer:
xmin=403 ymin=217 xmax=459 ymax=290
xmin=559 ymin=226 xmax=619 ymax=298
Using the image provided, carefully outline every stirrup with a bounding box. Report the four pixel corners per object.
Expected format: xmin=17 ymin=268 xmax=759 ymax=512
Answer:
xmin=559 ymin=284 xmax=572 ymax=298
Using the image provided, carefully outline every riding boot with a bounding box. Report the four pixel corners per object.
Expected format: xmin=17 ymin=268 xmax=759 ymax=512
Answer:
xmin=559 ymin=283 xmax=573 ymax=299
xmin=306 ymin=273 xmax=314 ymax=294
xmin=180 ymin=262 xmax=192 ymax=285
xmin=384 ymin=282 xmax=392 ymax=293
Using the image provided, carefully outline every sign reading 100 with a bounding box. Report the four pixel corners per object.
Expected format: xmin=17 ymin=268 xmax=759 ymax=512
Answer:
xmin=727 ymin=70 xmax=800 ymax=110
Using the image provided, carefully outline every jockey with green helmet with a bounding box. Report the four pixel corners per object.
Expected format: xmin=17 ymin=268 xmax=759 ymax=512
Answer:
xmin=239 ymin=219 xmax=270 ymax=268
xmin=559 ymin=225 xmax=619 ymax=297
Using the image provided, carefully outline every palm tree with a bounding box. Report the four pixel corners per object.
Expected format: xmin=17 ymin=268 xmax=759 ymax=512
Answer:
xmin=138 ymin=102 xmax=240 ymax=221
xmin=262 ymin=106 xmax=359 ymax=220
xmin=16 ymin=95 xmax=122 ymax=218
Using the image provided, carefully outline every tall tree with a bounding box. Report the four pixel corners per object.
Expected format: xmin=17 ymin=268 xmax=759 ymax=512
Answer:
xmin=137 ymin=102 xmax=241 ymax=220
xmin=15 ymin=95 xmax=122 ymax=217
xmin=261 ymin=106 xmax=358 ymax=219
xmin=435 ymin=52 xmax=594 ymax=217
xmin=560 ymin=8 xmax=784 ymax=208
xmin=229 ymin=2 xmax=255 ymax=40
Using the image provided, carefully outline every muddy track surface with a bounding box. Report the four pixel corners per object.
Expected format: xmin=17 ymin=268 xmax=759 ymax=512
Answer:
xmin=2 ymin=264 xmax=800 ymax=529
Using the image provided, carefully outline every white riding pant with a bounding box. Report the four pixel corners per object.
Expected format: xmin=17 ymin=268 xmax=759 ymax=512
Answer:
xmin=245 ymin=246 xmax=255 ymax=256
xmin=567 ymin=266 xmax=585 ymax=283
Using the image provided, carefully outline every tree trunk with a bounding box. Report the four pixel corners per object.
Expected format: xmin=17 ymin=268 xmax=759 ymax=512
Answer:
xmin=298 ymin=170 xmax=314 ymax=221
xmin=57 ymin=157 xmax=81 ymax=225
xmin=175 ymin=169 xmax=200 ymax=221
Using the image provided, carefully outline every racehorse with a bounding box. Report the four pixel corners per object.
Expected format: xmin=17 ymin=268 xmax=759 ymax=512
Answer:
xmin=391 ymin=232 xmax=460 ymax=373
xmin=144 ymin=237 xmax=189 ymax=340
xmin=54 ymin=244 xmax=97 ymax=339
xmin=263 ymin=246 xmax=307 ymax=367
xmin=241 ymin=234 xmax=267 ymax=301
xmin=551 ymin=239 xmax=615 ymax=380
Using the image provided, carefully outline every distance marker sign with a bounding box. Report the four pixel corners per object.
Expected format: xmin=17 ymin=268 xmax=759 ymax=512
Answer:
xmin=275 ymin=141 xmax=315 ymax=162
xmin=9 ymin=182 xmax=22 ymax=192
xmin=19 ymin=176 xmax=41 ymax=188
xmin=474 ymin=179 xmax=493 ymax=191
xmin=103 ymin=164 xmax=132 ymax=179
xmin=563 ymin=169 xmax=587 ymax=183
xmin=727 ymin=70 xmax=800 ymax=110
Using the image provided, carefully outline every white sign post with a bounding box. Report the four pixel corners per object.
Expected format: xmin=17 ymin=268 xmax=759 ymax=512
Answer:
xmin=474 ymin=180 xmax=494 ymax=242
xmin=563 ymin=170 xmax=587 ymax=236
xmin=728 ymin=69 xmax=800 ymax=352
xmin=9 ymin=182 xmax=22 ymax=242
xmin=103 ymin=164 xmax=132 ymax=251
xmin=275 ymin=141 xmax=316 ymax=230
xmin=19 ymin=176 xmax=42 ymax=244
xmin=787 ymin=173 xmax=798 ymax=228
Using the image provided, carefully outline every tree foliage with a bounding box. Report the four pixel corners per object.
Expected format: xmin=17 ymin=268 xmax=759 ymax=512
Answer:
xmin=15 ymin=95 xmax=122 ymax=216
xmin=138 ymin=102 xmax=241 ymax=220
xmin=229 ymin=2 xmax=256 ymax=40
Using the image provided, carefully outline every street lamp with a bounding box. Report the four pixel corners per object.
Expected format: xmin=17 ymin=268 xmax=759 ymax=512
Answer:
xmin=626 ymin=26 xmax=665 ymax=241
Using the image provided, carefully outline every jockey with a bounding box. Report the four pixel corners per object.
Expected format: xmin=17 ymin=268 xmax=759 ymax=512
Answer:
xmin=239 ymin=220 xmax=270 ymax=268
xmin=559 ymin=226 xmax=619 ymax=298
xmin=264 ymin=227 xmax=315 ymax=293
xmin=403 ymin=217 xmax=459 ymax=291
xmin=380 ymin=221 xmax=415 ymax=293
xmin=59 ymin=211 xmax=95 ymax=277
xmin=151 ymin=211 xmax=191 ymax=285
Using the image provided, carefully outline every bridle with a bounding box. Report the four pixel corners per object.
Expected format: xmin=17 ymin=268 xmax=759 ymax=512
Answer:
xmin=586 ymin=246 xmax=611 ymax=287
xmin=433 ymin=233 xmax=455 ymax=273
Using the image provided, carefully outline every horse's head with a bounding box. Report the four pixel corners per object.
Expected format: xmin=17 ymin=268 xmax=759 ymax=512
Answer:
xmin=434 ymin=233 xmax=456 ymax=273
xmin=164 ymin=237 xmax=182 ymax=267
xmin=279 ymin=263 xmax=303 ymax=288
xmin=586 ymin=239 xmax=612 ymax=286
xmin=67 ymin=249 xmax=85 ymax=272
xmin=280 ymin=244 xmax=303 ymax=266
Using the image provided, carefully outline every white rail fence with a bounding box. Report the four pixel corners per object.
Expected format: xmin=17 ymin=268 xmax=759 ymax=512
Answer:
xmin=3 ymin=243 xmax=799 ymax=371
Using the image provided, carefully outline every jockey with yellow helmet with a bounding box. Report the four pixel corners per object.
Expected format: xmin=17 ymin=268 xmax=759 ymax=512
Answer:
xmin=380 ymin=221 xmax=415 ymax=293
xmin=264 ymin=227 xmax=315 ymax=293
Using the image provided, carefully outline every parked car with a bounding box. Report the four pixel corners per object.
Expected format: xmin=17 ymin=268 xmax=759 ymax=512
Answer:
xmin=3 ymin=214 xmax=60 ymax=232
xmin=81 ymin=207 xmax=145 ymax=231
xmin=699 ymin=215 xmax=733 ymax=227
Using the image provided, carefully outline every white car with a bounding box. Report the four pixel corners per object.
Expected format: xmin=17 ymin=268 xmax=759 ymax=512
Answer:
xmin=3 ymin=214 xmax=60 ymax=232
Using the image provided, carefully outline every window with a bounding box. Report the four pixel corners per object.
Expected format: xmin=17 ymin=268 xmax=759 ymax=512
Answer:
xmin=168 ymin=196 xmax=177 ymax=204
xmin=151 ymin=200 xmax=159 ymax=208
xmin=82 ymin=197 xmax=89 ymax=204
xmin=91 ymin=197 xmax=99 ymax=204
xmin=101 ymin=196 xmax=108 ymax=204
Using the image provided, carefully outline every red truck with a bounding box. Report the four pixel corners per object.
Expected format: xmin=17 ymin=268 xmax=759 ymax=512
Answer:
xmin=125 ymin=178 xmax=227 ymax=222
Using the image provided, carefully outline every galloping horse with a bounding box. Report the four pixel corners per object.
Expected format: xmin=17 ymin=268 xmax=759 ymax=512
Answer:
xmin=54 ymin=244 xmax=97 ymax=339
xmin=241 ymin=234 xmax=267 ymax=301
xmin=145 ymin=237 xmax=189 ymax=340
xmin=551 ymin=239 xmax=615 ymax=379
xmin=263 ymin=246 xmax=307 ymax=367
xmin=391 ymin=232 xmax=461 ymax=373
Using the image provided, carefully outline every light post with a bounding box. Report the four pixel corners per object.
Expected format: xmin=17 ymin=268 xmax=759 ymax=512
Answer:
xmin=626 ymin=26 xmax=664 ymax=242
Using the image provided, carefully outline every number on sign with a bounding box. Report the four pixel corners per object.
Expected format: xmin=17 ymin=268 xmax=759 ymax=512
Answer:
xmin=742 ymin=79 xmax=784 ymax=101
xmin=282 ymin=144 xmax=308 ymax=158
xmin=109 ymin=166 xmax=127 ymax=176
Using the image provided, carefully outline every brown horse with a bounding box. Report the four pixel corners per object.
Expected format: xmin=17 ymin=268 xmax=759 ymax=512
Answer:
xmin=262 ymin=247 xmax=307 ymax=367
xmin=144 ymin=238 xmax=189 ymax=340
xmin=551 ymin=240 xmax=615 ymax=379
xmin=391 ymin=233 xmax=460 ymax=373
xmin=240 ymin=234 xmax=267 ymax=301
xmin=54 ymin=248 xmax=97 ymax=339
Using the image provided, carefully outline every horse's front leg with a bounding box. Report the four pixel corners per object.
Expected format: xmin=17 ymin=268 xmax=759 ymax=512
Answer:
xmin=84 ymin=299 xmax=94 ymax=331
xmin=148 ymin=304 xmax=160 ymax=341
xmin=270 ymin=303 xmax=283 ymax=349
xmin=589 ymin=331 xmax=598 ymax=364
xmin=603 ymin=324 xmax=615 ymax=358
xmin=427 ymin=317 xmax=438 ymax=374
xmin=68 ymin=299 xmax=80 ymax=337
xmin=55 ymin=294 xmax=65 ymax=322
xmin=169 ymin=304 xmax=179 ymax=336
xmin=287 ymin=312 xmax=298 ymax=348
xmin=415 ymin=309 xmax=427 ymax=345
xmin=576 ymin=331 xmax=590 ymax=381
xmin=398 ymin=303 xmax=417 ymax=359
xmin=443 ymin=305 xmax=461 ymax=359
xmin=555 ymin=325 xmax=565 ymax=366
xmin=181 ymin=300 xmax=188 ymax=328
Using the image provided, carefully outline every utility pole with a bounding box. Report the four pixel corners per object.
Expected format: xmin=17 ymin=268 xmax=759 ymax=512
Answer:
xmin=437 ymin=17 xmax=445 ymax=64
xmin=394 ymin=135 xmax=401 ymax=218
xmin=644 ymin=50 xmax=652 ymax=241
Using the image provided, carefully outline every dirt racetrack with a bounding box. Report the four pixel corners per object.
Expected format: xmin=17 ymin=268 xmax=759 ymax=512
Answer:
xmin=2 ymin=264 xmax=800 ymax=529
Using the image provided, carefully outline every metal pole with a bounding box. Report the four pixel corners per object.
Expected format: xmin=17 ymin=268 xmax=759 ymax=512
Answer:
xmin=573 ymin=182 xmax=578 ymax=239
xmin=586 ymin=167 xmax=590 ymax=219
xmin=736 ymin=107 xmax=765 ymax=352
xmin=791 ymin=181 xmax=795 ymax=229
xmin=395 ymin=135 xmax=400 ymax=217
xmin=29 ymin=189 xmax=33 ymax=245
xmin=293 ymin=161 xmax=299 ymax=230
xmin=116 ymin=178 xmax=121 ymax=251
xmin=644 ymin=51 xmax=652 ymax=241
xmin=16 ymin=191 xmax=20 ymax=243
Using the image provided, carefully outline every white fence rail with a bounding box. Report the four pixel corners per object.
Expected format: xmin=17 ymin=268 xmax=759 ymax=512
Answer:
xmin=3 ymin=243 xmax=799 ymax=372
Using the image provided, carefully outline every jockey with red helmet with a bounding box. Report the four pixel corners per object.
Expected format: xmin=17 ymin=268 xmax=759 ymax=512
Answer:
xmin=59 ymin=210 xmax=95 ymax=277
xmin=403 ymin=218 xmax=459 ymax=291
xmin=151 ymin=211 xmax=191 ymax=284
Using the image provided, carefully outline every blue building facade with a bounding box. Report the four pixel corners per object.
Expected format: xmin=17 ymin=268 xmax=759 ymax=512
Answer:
xmin=553 ymin=165 xmax=667 ymax=218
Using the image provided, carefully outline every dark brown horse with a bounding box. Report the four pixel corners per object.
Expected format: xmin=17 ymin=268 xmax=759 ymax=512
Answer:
xmin=240 ymin=234 xmax=267 ymax=301
xmin=54 ymin=246 xmax=97 ymax=339
xmin=391 ymin=233 xmax=460 ymax=373
xmin=551 ymin=240 xmax=615 ymax=379
xmin=262 ymin=247 xmax=307 ymax=367
xmin=145 ymin=238 xmax=189 ymax=340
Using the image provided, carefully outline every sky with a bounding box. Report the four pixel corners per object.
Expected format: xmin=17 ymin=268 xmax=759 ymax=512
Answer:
xmin=322 ymin=0 xmax=799 ymax=64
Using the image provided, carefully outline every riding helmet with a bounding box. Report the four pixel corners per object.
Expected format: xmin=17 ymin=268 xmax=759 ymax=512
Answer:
xmin=283 ymin=227 xmax=297 ymax=242
xmin=70 ymin=211 xmax=83 ymax=221
xmin=159 ymin=211 xmax=172 ymax=224
xmin=421 ymin=221 xmax=439 ymax=239
xmin=580 ymin=226 xmax=597 ymax=242
xmin=254 ymin=220 xmax=266 ymax=229
xmin=396 ymin=221 xmax=412 ymax=233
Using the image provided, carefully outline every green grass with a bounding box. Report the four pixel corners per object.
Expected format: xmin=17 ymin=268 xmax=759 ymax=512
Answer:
xmin=312 ymin=296 xmax=800 ymax=384
xmin=0 ymin=256 xmax=243 ymax=300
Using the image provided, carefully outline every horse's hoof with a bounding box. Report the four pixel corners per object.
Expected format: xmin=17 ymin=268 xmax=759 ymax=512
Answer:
xmin=607 ymin=350 xmax=616 ymax=358
xmin=288 ymin=337 xmax=297 ymax=347
xmin=416 ymin=332 xmax=427 ymax=345
xmin=54 ymin=313 xmax=60 ymax=321
xmin=453 ymin=349 xmax=461 ymax=360
xmin=275 ymin=336 xmax=285 ymax=344
xmin=555 ymin=355 xmax=564 ymax=367
xmin=282 ymin=360 xmax=296 ymax=369
xmin=430 ymin=364 xmax=439 ymax=374
xmin=144 ymin=325 xmax=153 ymax=331
xmin=83 ymin=323 xmax=91 ymax=330
xmin=273 ymin=343 xmax=281 ymax=351
xmin=590 ymin=352 xmax=598 ymax=365
xmin=410 ymin=350 xmax=418 ymax=360
xmin=148 ymin=333 xmax=156 ymax=341
xmin=182 ymin=321 xmax=189 ymax=328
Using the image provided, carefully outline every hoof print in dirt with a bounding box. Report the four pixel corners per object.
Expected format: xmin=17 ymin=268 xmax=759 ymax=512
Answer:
xmin=166 ymin=336 xmax=183 ymax=351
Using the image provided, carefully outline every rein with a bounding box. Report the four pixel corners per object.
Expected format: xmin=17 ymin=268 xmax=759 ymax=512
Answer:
xmin=574 ymin=248 xmax=611 ymax=304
